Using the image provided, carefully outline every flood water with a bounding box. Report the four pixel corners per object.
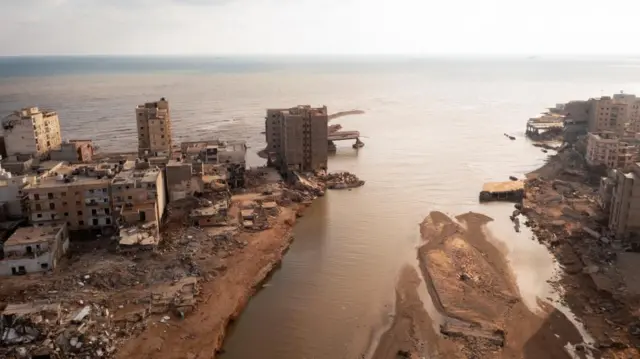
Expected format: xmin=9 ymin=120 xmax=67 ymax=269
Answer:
xmin=1 ymin=57 xmax=639 ymax=358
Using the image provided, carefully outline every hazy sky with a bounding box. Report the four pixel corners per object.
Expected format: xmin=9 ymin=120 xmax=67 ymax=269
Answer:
xmin=0 ymin=0 xmax=638 ymax=56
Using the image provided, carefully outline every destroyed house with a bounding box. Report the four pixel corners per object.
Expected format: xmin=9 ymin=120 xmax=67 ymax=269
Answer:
xmin=0 ymin=224 xmax=69 ymax=276
xmin=1 ymin=302 xmax=61 ymax=346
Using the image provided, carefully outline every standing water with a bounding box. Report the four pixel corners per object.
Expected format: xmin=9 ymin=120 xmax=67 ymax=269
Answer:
xmin=1 ymin=56 xmax=638 ymax=358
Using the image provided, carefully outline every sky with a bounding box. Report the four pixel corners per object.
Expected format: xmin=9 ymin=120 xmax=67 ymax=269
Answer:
xmin=1 ymin=0 xmax=639 ymax=56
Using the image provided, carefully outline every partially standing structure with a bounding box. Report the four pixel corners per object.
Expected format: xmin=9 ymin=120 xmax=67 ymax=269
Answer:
xmin=1 ymin=107 xmax=62 ymax=159
xmin=265 ymin=106 xmax=328 ymax=173
xmin=136 ymin=98 xmax=172 ymax=158
xmin=0 ymin=224 xmax=69 ymax=276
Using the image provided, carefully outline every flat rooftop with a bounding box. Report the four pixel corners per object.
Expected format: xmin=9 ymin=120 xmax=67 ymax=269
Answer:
xmin=112 ymin=167 xmax=160 ymax=184
xmin=482 ymin=181 xmax=524 ymax=193
xmin=5 ymin=225 xmax=64 ymax=246
xmin=24 ymin=164 xmax=111 ymax=189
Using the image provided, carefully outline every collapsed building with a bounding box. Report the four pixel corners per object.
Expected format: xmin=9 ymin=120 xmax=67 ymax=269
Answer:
xmin=111 ymin=161 xmax=166 ymax=251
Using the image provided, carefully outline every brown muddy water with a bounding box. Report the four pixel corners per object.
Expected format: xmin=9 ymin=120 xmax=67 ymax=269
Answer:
xmin=1 ymin=58 xmax=638 ymax=358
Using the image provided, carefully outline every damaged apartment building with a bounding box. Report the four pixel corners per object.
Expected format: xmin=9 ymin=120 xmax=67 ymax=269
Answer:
xmin=265 ymin=105 xmax=328 ymax=173
xmin=21 ymin=162 xmax=121 ymax=233
xmin=111 ymin=160 xmax=166 ymax=251
xmin=2 ymin=107 xmax=63 ymax=160
xmin=136 ymin=98 xmax=172 ymax=162
xmin=166 ymin=140 xmax=247 ymax=201
xmin=586 ymin=131 xmax=640 ymax=170
xmin=0 ymin=224 xmax=69 ymax=276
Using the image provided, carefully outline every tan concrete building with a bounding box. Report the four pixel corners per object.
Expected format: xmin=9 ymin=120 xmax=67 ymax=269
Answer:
xmin=111 ymin=162 xmax=166 ymax=224
xmin=265 ymin=105 xmax=328 ymax=172
xmin=1 ymin=107 xmax=62 ymax=159
xmin=0 ymin=224 xmax=69 ymax=276
xmin=50 ymin=140 xmax=94 ymax=163
xmin=22 ymin=164 xmax=117 ymax=231
xmin=136 ymin=98 xmax=172 ymax=157
xmin=585 ymin=132 xmax=637 ymax=170
xmin=588 ymin=97 xmax=631 ymax=134
xmin=608 ymin=163 xmax=640 ymax=238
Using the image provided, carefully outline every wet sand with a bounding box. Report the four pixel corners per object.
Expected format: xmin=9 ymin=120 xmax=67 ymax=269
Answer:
xmin=372 ymin=211 xmax=585 ymax=359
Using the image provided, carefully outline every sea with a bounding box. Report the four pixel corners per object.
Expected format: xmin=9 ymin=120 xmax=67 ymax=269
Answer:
xmin=1 ymin=55 xmax=639 ymax=358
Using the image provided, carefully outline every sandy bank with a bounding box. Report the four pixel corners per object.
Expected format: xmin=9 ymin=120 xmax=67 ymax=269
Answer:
xmin=372 ymin=211 xmax=584 ymax=359
xmin=116 ymin=205 xmax=301 ymax=359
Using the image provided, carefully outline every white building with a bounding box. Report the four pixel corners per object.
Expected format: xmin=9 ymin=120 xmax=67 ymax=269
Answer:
xmin=0 ymin=224 xmax=69 ymax=276
xmin=2 ymin=107 xmax=62 ymax=159
xmin=0 ymin=158 xmax=35 ymax=218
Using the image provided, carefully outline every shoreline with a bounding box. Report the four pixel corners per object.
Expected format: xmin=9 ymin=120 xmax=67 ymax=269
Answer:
xmin=368 ymin=141 xmax=640 ymax=358
xmin=116 ymin=200 xmax=309 ymax=359
xmin=520 ymin=146 xmax=640 ymax=356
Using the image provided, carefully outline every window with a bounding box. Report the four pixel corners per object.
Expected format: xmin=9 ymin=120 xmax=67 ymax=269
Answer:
xmin=49 ymin=203 xmax=55 ymax=210
xmin=62 ymin=201 xmax=67 ymax=206
xmin=34 ymin=194 xmax=40 ymax=200
xmin=127 ymin=196 xmax=132 ymax=200
xmin=47 ymin=193 xmax=53 ymax=199
xmin=92 ymin=219 xmax=98 ymax=226
xmin=67 ymin=222 xmax=71 ymax=227
xmin=76 ymin=201 xmax=81 ymax=205
xmin=105 ymin=208 xmax=110 ymax=215
xmin=79 ymin=220 xmax=84 ymax=226
xmin=102 ymin=188 xmax=107 ymax=193
xmin=89 ymin=189 xmax=94 ymax=194
xmin=77 ymin=210 xmax=83 ymax=215
xmin=106 ymin=218 xmax=111 ymax=225
xmin=35 ymin=203 xmax=42 ymax=211
xmin=37 ymin=214 xmax=42 ymax=218
xmin=61 ymin=192 xmax=66 ymax=196
xmin=41 ymin=263 xmax=48 ymax=269
xmin=92 ymin=209 xmax=97 ymax=215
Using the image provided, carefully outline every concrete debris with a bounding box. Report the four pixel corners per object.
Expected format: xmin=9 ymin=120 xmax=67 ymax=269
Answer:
xmin=320 ymin=171 xmax=365 ymax=190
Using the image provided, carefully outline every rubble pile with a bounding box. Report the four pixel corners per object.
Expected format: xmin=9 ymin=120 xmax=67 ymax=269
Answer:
xmin=321 ymin=171 xmax=365 ymax=190
xmin=0 ymin=301 xmax=143 ymax=359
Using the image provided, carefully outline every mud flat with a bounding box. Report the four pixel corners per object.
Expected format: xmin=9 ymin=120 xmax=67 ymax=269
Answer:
xmin=372 ymin=211 xmax=586 ymax=359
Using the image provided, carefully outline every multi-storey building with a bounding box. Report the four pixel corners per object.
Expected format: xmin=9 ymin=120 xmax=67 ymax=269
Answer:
xmin=265 ymin=105 xmax=328 ymax=172
xmin=1 ymin=107 xmax=62 ymax=159
xmin=136 ymin=98 xmax=172 ymax=157
xmin=588 ymin=97 xmax=632 ymax=134
xmin=608 ymin=163 xmax=640 ymax=238
xmin=111 ymin=161 xmax=166 ymax=225
xmin=0 ymin=224 xmax=69 ymax=276
xmin=586 ymin=132 xmax=637 ymax=170
xmin=22 ymin=163 xmax=118 ymax=231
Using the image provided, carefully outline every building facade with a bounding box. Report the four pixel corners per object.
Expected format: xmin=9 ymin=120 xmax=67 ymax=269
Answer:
xmin=0 ymin=224 xmax=69 ymax=276
xmin=586 ymin=132 xmax=637 ymax=170
xmin=588 ymin=97 xmax=632 ymax=134
xmin=265 ymin=105 xmax=328 ymax=172
xmin=111 ymin=162 xmax=166 ymax=225
xmin=1 ymin=107 xmax=62 ymax=159
xmin=22 ymin=164 xmax=116 ymax=231
xmin=608 ymin=163 xmax=640 ymax=238
xmin=136 ymin=98 xmax=172 ymax=157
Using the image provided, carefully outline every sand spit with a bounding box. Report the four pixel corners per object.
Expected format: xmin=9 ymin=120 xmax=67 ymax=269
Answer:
xmin=372 ymin=211 xmax=585 ymax=359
